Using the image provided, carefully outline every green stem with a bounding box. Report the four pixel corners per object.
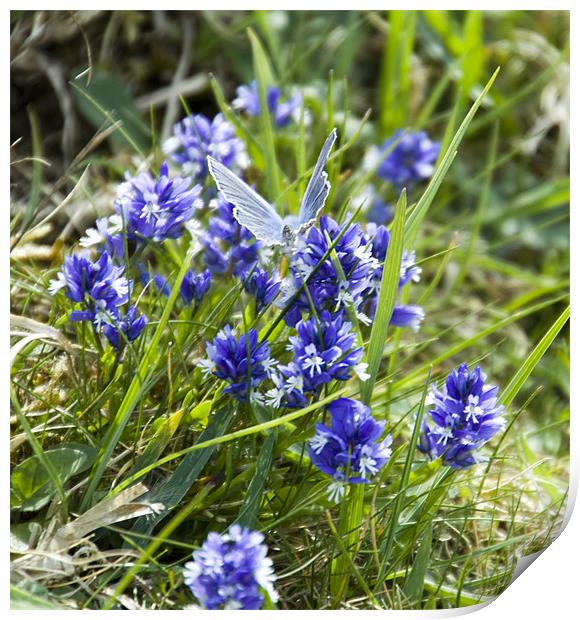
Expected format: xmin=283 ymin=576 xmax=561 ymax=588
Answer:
xmin=331 ymin=484 xmax=365 ymax=601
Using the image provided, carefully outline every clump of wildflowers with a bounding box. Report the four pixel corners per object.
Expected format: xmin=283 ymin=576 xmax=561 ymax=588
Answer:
xmin=49 ymin=251 xmax=129 ymax=324
xmin=282 ymin=215 xmax=424 ymax=332
xmin=49 ymin=250 xmax=147 ymax=349
xmin=115 ymin=162 xmax=203 ymax=242
xmin=418 ymin=363 xmax=506 ymax=468
xmin=242 ymin=267 xmax=281 ymax=312
xmin=164 ymin=113 xmax=248 ymax=182
xmin=200 ymin=325 xmax=275 ymax=401
xmin=184 ymin=524 xmax=278 ymax=610
xmin=202 ymin=195 xmax=262 ymax=276
xmin=309 ymin=398 xmax=392 ymax=502
xmin=275 ymin=310 xmax=368 ymax=408
xmin=233 ymin=80 xmax=302 ymax=127
xmin=372 ymin=130 xmax=440 ymax=187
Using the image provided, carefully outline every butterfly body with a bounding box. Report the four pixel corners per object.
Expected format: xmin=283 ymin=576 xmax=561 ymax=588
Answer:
xmin=207 ymin=129 xmax=337 ymax=249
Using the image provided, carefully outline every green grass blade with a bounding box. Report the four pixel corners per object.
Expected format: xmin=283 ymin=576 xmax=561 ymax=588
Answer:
xmin=500 ymin=304 xmax=570 ymax=408
xmin=403 ymin=521 xmax=433 ymax=605
xmin=361 ymin=189 xmax=406 ymax=404
xmin=375 ymin=370 xmax=431 ymax=587
xmin=461 ymin=11 xmax=483 ymax=100
xmin=379 ymin=11 xmax=416 ymax=136
xmin=248 ymin=28 xmax=281 ymax=200
xmin=235 ymin=431 xmax=275 ymax=528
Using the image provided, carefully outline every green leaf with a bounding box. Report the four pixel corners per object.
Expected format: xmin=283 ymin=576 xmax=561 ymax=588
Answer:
xmin=403 ymin=522 xmax=433 ymax=605
xmin=361 ymin=189 xmax=406 ymax=404
xmin=10 ymin=585 xmax=62 ymax=610
xmin=235 ymin=431 xmax=275 ymax=528
xmin=127 ymin=405 xmax=234 ymax=539
xmin=11 ymin=443 xmax=96 ymax=512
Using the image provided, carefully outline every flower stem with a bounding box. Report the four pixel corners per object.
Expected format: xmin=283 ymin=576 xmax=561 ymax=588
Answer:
xmin=331 ymin=483 xmax=365 ymax=602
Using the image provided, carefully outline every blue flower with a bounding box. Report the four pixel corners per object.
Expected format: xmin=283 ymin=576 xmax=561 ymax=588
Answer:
xmin=418 ymin=363 xmax=506 ymax=469
xmin=233 ymin=80 xmax=302 ymax=127
xmin=202 ymin=195 xmax=262 ymax=276
xmin=139 ymin=267 xmax=171 ymax=297
xmin=184 ymin=524 xmax=278 ymax=610
xmin=276 ymin=310 xmax=368 ymax=408
xmin=309 ymin=398 xmax=392 ymax=502
xmin=49 ymin=250 xmax=129 ymax=328
xmin=367 ymin=198 xmax=394 ymax=226
xmin=181 ymin=269 xmax=212 ymax=305
xmin=389 ymin=304 xmax=425 ymax=332
xmin=284 ymin=216 xmax=377 ymax=327
xmin=115 ymin=162 xmax=203 ymax=242
xmin=200 ymin=326 xmax=275 ymax=401
xmin=242 ymin=267 xmax=281 ymax=312
xmin=375 ymin=130 xmax=440 ymax=187
xmin=164 ymin=113 xmax=248 ymax=182
xmin=362 ymin=224 xmax=424 ymax=329
xmin=102 ymin=305 xmax=148 ymax=350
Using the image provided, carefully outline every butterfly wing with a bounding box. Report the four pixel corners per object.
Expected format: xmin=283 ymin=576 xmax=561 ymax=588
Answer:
xmin=296 ymin=128 xmax=337 ymax=233
xmin=207 ymin=157 xmax=286 ymax=245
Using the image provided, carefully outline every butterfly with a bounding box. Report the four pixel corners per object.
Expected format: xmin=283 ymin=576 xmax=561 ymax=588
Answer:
xmin=207 ymin=128 xmax=337 ymax=248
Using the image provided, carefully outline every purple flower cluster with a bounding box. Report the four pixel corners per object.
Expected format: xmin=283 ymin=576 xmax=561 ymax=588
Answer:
xmin=418 ymin=363 xmax=506 ymax=468
xmin=184 ymin=524 xmax=278 ymax=610
xmin=233 ymin=80 xmax=302 ymax=127
xmin=114 ymin=162 xmax=202 ymax=242
xmin=242 ymin=267 xmax=281 ymax=312
xmin=164 ymin=113 xmax=248 ymax=183
xmin=202 ymin=195 xmax=262 ymax=276
xmin=48 ymin=251 xmax=147 ymax=350
xmin=273 ymin=310 xmax=368 ymax=408
xmin=284 ymin=216 xmax=377 ymax=327
xmin=283 ymin=216 xmax=424 ymax=332
xmin=376 ymin=130 xmax=440 ymax=187
xmin=309 ymin=398 xmax=392 ymax=502
xmin=200 ymin=326 xmax=275 ymax=401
